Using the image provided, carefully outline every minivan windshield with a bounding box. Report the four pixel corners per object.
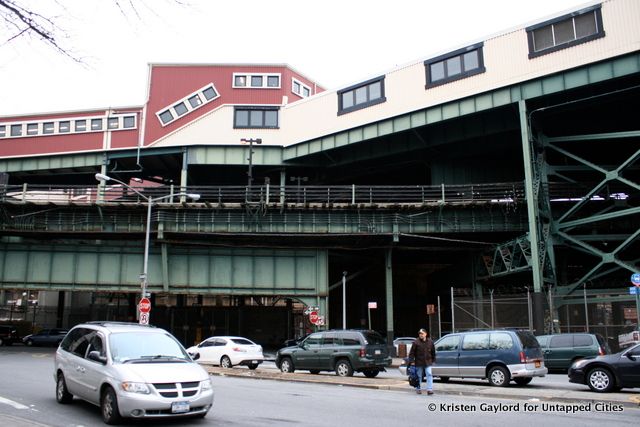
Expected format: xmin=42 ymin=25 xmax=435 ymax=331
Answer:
xmin=109 ymin=332 xmax=189 ymax=363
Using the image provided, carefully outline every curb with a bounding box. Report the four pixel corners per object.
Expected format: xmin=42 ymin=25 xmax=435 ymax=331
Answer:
xmin=206 ymin=367 xmax=640 ymax=409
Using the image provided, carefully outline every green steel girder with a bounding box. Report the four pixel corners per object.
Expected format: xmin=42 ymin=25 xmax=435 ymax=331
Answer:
xmin=0 ymin=242 xmax=328 ymax=296
xmin=0 ymin=153 xmax=103 ymax=173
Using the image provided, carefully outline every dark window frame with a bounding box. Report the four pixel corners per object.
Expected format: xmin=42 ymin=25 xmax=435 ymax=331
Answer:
xmin=526 ymin=4 xmax=604 ymax=59
xmin=337 ymin=76 xmax=386 ymax=116
xmin=233 ymin=106 xmax=280 ymax=129
xmin=424 ymin=42 xmax=485 ymax=88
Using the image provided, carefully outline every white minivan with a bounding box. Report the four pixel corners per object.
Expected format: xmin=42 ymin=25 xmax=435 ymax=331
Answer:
xmin=54 ymin=321 xmax=214 ymax=424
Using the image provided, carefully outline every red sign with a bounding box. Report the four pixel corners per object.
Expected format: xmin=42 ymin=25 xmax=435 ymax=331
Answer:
xmin=139 ymin=298 xmax=151 ymax=313
xmin=309 ymin=311 xmax=319 ymax=324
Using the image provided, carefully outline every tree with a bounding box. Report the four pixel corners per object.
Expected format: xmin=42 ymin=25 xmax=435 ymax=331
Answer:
xmin=0 ymin=0 xmax=184 ymax=62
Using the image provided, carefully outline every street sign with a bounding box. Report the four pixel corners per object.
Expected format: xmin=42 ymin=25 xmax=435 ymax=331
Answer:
xmin=426 ymin=304 xmax=436 ymax=315
xmin=309 ymin=311 xmax=319 ymax=324
xmin=631 ymin=273 xmax=640 ymax=286
xmin=630 ymin=287 xmax=639 ymax=295
xmin=139 ymin=312 xmax=149 ymax=325
xmin=368 ymin=302 xmax=377 ymax=309
xmin=139 ymin=297 xmax=151 ymax=314
xmin=315 ymin=315 xmax=325 ymax=326
xmin=304 ymin=306 xmax=319 ymax=315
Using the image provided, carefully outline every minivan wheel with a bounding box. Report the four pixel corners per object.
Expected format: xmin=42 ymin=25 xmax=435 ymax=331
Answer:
xmin=280 ymin=357 xmax=294 ymax=373
xmin=514 ymin=377 xmax=532 ymax=386
xmin=220 ymin=356 xmax=232 ymax=368
xmin=101 ymin=386 xmax=122 ymax=425
xmin=56 ymin=373 xmax=73 ymax=404
xmin=363 ymin=370 xmax=379 ymax=378
xmin=488 ymin=366 xmax=510 ymax=387
xmin=335 ymin=359 xmax=353 ymax=377
xmin=587 ymin=367 xmax=614 ymax=393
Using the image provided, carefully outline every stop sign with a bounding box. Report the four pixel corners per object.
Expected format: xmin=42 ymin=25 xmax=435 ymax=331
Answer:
xmin=139 ymin=297 xmax=151 ymax=313
xmin=309 ymin=311 xmax=318 ymax=324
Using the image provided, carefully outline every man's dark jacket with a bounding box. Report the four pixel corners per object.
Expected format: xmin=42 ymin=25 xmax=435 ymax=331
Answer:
xmin=409 ymin=337 xmax=436 ymax=366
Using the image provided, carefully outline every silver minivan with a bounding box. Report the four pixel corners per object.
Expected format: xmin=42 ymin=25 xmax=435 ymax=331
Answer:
xmin=54 ymin=322 xmax=214 ymax=424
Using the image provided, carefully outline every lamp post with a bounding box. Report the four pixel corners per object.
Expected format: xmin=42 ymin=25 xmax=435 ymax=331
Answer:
xmin=240 ymin=138 xmax=262 ymax=202
xmin=95 ymin=173 xmax=200 ymax=323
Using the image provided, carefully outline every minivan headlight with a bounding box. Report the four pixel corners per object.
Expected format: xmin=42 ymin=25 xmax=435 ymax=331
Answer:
xmin=121 ymin=382 xmax=150 ymax=394
xmin=201 ymin=378 xmax=213 ymax=391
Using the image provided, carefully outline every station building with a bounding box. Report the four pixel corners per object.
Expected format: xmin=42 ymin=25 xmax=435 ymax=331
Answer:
xmin=1 ymin=0 xmax=639 ymax=350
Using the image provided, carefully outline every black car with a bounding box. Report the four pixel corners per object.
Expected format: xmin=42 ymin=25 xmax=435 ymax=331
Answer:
xmin=0 ymin=325 xmax=20 ymax=346
xmin=23 ymin=328 xmax=69 ymax=347
xmin=568 ymin=343 xmax=640 ymax=392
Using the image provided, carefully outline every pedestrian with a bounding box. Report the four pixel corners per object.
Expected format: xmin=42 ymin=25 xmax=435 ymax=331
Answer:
xmin=408 ymin=328 xmax=436 ymax=395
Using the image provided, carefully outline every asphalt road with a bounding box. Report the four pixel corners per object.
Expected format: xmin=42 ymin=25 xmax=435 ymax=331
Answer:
xmin=0 ymin=346 xmax=638 ymax=426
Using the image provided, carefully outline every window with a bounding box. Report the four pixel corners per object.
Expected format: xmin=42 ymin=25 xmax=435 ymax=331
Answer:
xmin=91 ymin=118 xmax=103 ymax=131
xmin=233 ymin=73 xmax=280 ymax=89
xmin=107 ymin=118 xmax=119 ymax=129
xmin=436 ymin=335 xmax=460 ymax=352
xmin=337 ymin=76 xmax=386 ymax=115
xmin=27 ymin=123 xmax=38 ymax=135
xmin=461 ymin=333 xmax=490 ymax=350
xmin=123 ymin=116 xmax=135 ymax=128
xmin=489 ymin=333 xmax=514 ymax=350
xmin=75 ymin=120 xmax=87 ymax=132
xmin=527 ymin=5 xmax=604 ymax=58
xmin=155 ymin=83 xmax=220 ymax=126
xmin=43 ymin=122 xmax=54 ymax=134
xmin=574 ymin=335 xmax=593 ymax=347
xmin=0 ymin=125 xmax=5 ymax=137
xmin=292 ymin=77 xmax=312 ymax=98
xmin=11 ymin=124 xmax=22 ymax=136
xmin=303 ymin=333 xmax=322 ymax=348
xmin=550 ymin=335 xmax=573 ymax=348
xmin=59 ymin=121 xmax=70 ymax=133
xmin=234 ymin=106 xmax=279 ymax=128
xmin=425 ymin=43 xmax=485 ymax=87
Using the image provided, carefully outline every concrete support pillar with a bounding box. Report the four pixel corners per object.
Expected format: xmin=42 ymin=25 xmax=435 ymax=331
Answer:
xmin=280 ymin=170 xmax=286 ymax=205
xmin=180 ymin=148 xmax=188 ymax=203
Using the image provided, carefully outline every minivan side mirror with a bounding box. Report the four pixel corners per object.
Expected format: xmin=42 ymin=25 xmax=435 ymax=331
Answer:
xmin=87 ymin=351 xmax=107 ymax=365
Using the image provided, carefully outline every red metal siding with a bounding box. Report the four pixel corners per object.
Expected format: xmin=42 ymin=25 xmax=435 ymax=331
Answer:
xmin=110 ymin=129 xmax=139 ymax=149
xmin=144 ymin=65 xmax=297 ymax=145
xmin=0 ymin=133 xmax=103 ymax=157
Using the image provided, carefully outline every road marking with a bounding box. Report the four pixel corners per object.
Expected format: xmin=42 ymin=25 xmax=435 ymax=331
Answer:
xmin=0 ymin=396 xmax=30 ymax=410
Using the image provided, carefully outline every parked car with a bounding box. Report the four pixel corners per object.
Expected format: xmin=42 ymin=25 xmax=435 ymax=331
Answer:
xmin=23 ymin=328 xmax=69 ymax=346
xmin=0 ymin=324 xmax=20 ymax=346
xmin=275 ymin=329 xmax=392 ymax=378
xmin=54 ymin=321 xmax=214 ymax=424
xmin=186 ymin=336 xmax=263 ymax=369
xmin=393 ymin=337 xmax=414 ymax=356
xmin=568 ymin=343 xmax=640 ymax=392
xmin=536 ymin=333 xmax=610 ymax=371
xmin=400 ymin=329 xmax=547 ymax=386
xmin=283 ymin=334 xmax=310 ymax=348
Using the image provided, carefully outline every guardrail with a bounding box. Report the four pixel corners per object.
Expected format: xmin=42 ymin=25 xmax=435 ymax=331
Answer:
xmin=0 ymin=182 xmax=525 ymax=206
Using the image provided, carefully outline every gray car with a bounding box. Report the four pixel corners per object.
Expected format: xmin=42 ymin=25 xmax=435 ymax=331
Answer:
xmin=54 ymin=321 xmax=214 ymax=424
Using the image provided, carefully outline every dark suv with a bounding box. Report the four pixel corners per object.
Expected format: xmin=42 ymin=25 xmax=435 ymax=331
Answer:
xmin=536 ymin=333 xmax=610 ymax=371
xmin=0 ymin=324 xmax=20 ymax=346
xmin=275 ymin=329 xmax=391 ymax=377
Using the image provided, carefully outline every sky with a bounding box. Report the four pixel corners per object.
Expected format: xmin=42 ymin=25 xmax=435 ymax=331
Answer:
xmin=0 ymin=0 xmax=592 ymax=116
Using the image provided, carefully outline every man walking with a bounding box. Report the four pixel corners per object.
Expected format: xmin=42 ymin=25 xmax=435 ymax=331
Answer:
xmin=408 ymin=328 xmax=436 ymax=395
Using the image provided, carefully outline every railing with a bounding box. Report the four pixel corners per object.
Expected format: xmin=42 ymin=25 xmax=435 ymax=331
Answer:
xmin=0 ymin=182 xmax=526 ymax=207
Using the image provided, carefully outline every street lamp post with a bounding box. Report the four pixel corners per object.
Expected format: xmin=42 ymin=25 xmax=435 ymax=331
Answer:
xmin=240 ymin=138 xmax=262 ymax=202
xmin=95 ymin=173 xmax=200 ymax=323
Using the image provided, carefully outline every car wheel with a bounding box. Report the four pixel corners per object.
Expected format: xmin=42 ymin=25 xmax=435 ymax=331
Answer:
xmin=514 ymin=377 xmax=532 ymax=386
xmin=55 ymin=373 xmax=73 ymax=404
xmin=363 ymin=370 xmax=379 ymax=378
xmin=280 ymin=357 xmax=294 ymax=373
xmin=101 ymin=386 xmax=122 ymax=425
xmin=335 ymin=359 xmax=353 ymax=377
xmin=309 ymin=370 xmax=320 ymax=375
xmin=220 ymin=356 xmax=232 ymax=368
xmin=25 ymin=339 xmax=33 ymax=347
xmin=587 ymin=367 xmax=614 ymax=393
xmin=488 ymin=366 xmax=510 ymax=387
xmin=438 ymin=376 xmax=450 ymax=383
xmin=248 ymin=363 xmax=259 ymax=370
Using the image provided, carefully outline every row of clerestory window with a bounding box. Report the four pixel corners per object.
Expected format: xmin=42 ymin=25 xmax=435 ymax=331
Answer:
xmin=0 ymin=115 xmax=136 ymax=139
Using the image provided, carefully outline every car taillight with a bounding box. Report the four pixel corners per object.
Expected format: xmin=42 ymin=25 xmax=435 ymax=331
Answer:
xmin=598 ymin=346 xmax=605 ymax=356
xmin=359 ymin=347 xmax=366 ymax=357
xmin=232 ymin=347 xmax=247 ymax=352
xmin=519 ymin=351 xmax=526 ymax=363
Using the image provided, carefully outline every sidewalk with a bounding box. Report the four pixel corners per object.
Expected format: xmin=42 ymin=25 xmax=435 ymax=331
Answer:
xmin=205 ymin=365 xmax=640 ymax=408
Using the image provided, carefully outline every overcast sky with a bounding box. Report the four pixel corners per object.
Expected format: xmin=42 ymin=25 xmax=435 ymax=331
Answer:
xmin=0 ymin=0 xmax=591 ymax=116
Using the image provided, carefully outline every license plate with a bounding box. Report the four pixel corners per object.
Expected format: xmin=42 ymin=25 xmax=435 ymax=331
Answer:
xmin=535 ymin=361 xmax=541 ymax=368
xmin=375 ymin=349 xmax=381 ymax=355
xmin=171 ymin=401 xmax=190 ymax=414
